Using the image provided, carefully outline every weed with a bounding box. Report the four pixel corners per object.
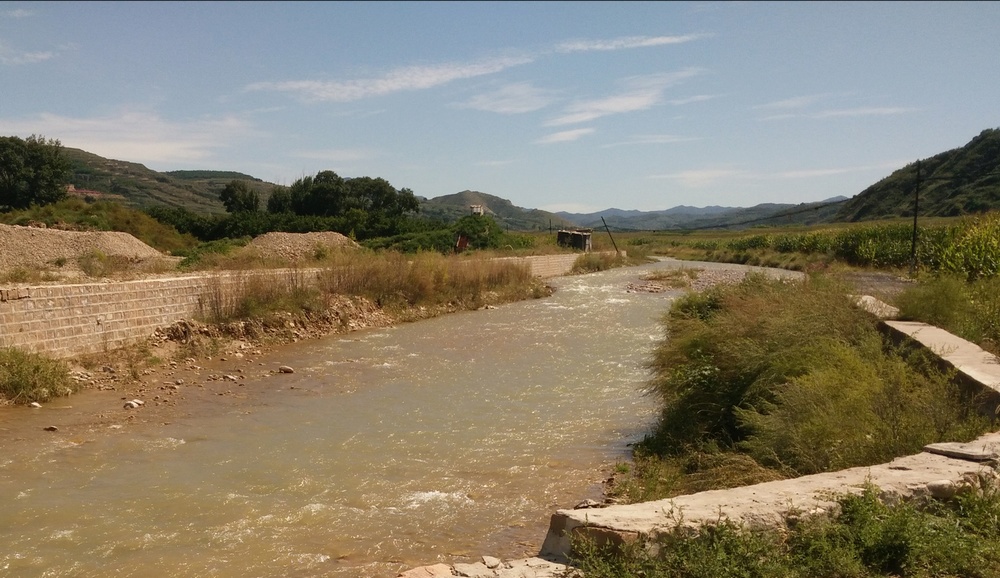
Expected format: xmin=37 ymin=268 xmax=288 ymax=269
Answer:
xmin=0 ymin=347 xmax=75 ymax=403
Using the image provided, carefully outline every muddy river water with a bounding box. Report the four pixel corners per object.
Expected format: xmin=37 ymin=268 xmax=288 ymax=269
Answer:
xmin=0 ymin=260 xmax=793 ymax=577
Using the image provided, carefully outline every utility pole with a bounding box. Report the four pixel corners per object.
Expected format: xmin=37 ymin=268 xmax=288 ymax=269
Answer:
xmin=909 ymin=161 xmax=921 ymax=277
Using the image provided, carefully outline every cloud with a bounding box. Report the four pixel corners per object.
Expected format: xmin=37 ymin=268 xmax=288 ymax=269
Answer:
xmin=666 ymin=94 xmax=720 ymax=106
xmin=246 ymin=56 xmax=534 ymax=103
xmin=754 ymin=94 xmax=830 ymax=110
xmin=759 ymin=106 xmax=917 ymax=121
xmin=601 ymin=134 xmax=699 ymax=148
xmin=291 ymin=148 xmax=376 ymax=162
xmin=774 ymin=161 xmax=907 ymax=179
xmin=813 ymin=107 xmax=917 ymax=118
xmin=537 ymin=202 xmax=605 ymax=213
xmin=648 ymin=168 xmax=744 ymax=187
xmin=458 ymin=82 xmax=559 ymax=114
xmin=0 ymin=111 xmax=254 ymax=164
xmin=0 ymin=41 xmax=55 ymax=65
xmin=650 ymin=161 xmax=906 ymax=186
xmin=535 ymin=128 xmax=595 ymax=144
xmin=556 ymin=34 xmax=706 ymax=53
xmin=545 ymin=69 xmax=703 ymax=126
xmin=2 ymin=9 xmax=34 ymax=18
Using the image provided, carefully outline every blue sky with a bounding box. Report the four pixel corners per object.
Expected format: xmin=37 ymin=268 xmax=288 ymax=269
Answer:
xmin=2 ymin=2 xmax=998 ymax=213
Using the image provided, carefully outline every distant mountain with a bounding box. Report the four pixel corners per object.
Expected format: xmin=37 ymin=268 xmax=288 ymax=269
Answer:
xmin=836 ymin=128 xmax=1000 ymax=222
xmin=56 ymin=127 xmax=1000 ymax=230
xmin=419 ymin=190 xmax=576 ymax=231
xmin=63 ymin=148 xmax=276 ymax=214
xmin=556 ymin=199 xmax=848 ymax=231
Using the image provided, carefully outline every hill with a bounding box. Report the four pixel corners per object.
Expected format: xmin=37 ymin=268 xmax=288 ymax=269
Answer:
xmin=558 ymin=198 xmax=847 ymax=231
xmin=419 ymin=190 xmax=576 ymax=231
xmin=836 ymin=128 xmax=1000 ymax=222
xmin=63 ymin=148 xmax=276 ymax=214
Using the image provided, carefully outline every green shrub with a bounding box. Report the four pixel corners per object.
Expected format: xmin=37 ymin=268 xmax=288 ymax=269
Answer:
xmin=632 ymin=273 xmax=989 ymax=496
xmin=0 ymin=347 xmax=75 ymax=404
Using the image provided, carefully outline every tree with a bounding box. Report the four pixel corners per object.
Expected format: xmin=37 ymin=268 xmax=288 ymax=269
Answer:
xmin=452 ymin=214 xmax=504 ymax=249
xmin=266 ymin=186 xmax=292 ymax=213
xmin=0 ymin=135 xmax=70 ymax=210
xmin=219 ymin=180 xmax=260 ymax=213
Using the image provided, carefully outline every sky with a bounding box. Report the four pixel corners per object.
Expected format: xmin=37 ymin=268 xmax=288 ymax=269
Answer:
xmin=2 ymin=2 xmax=999 ymax=213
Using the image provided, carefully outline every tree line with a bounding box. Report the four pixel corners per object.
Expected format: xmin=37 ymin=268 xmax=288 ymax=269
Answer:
xmin=1 ymin=134 xmax=521 ymax=253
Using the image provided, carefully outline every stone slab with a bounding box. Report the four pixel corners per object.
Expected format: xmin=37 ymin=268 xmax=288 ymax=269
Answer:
xmin=924 ymin=441 xmax=1000 ymax=462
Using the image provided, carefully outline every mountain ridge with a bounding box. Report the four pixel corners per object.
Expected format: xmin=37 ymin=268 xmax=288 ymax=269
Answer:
xmin=53 ymin=127 xmax=1000 ymax=231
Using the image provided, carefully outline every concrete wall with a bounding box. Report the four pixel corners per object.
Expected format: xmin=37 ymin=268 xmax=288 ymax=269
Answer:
xmin=507 ymin=251 xmax=624 ymax=279
xmin=0 ymin=252 xmax=614 ymax=359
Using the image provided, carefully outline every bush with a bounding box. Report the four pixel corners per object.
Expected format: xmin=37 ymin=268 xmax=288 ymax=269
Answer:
xmin=632 ymin=273 xmax=989 ymax=495
xmin=0 ymin=347 xmax=75 ymax=403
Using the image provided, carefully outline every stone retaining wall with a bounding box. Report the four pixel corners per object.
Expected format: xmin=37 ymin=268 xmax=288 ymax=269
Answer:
xmin=0 ymin=252 xmax=610 ymax=359
xmin=0 ymin=269 xmax=322 ymax=358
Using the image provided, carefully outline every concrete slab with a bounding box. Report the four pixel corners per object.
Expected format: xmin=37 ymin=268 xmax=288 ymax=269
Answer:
xmin=883 ymin=320 xmax=1000 ymax=395
xmin=540 ymin=431 xmax=1000 ymax=560
xmin=924 ymin=441 xmax=1000 ymax=462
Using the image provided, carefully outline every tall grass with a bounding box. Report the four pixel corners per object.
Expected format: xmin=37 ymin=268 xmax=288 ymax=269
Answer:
xmin=199 ymin=268 xmax=321 ymax=323
xmin=318 ymin=250 xmax=535 ymax=310
xmin=896 ymin=274 xmax=1000 ymax=355
xmin=196 ymin=250 xmax=540 ymax=324
xmin=0 ymin=347 xmax=75 ymax=404
xmin=615 ymin=274 xmax=990 ymax=503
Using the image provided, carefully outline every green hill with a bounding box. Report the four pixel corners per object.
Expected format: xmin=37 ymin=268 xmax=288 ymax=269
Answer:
xmin=836 ymin=128 xmax=1000 ymax=222
xmin=63 ymin=148 xmax=277 ymax=214
xmin=419 ymin=190 xmax=576 ymax=231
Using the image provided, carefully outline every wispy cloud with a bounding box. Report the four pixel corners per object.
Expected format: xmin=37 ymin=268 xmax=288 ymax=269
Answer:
xmin=2 ymin=9 xmax=34 ymax=18
xmin=0 ymin=111 xmax=254 ymax=164
xmin=246 ymin=56 xmax=534 ymax=103
xmin=649 ymin=168 xmax=743 ymax=187
xmin=458 ymin=82 xmax=559 ymax=114
xmin=651 ymin=161 xmax=905 ymax=186
xmin=813 ymin=107 xmax=917 ymax=118
xmin=0 ymin=41 xmax=55 ymax=65
xmin=666 ymin=94 xmax=720 ymax=106
xmin=754 ymin=94 xmax=832 ymax=110
xmin=759 ymin=106 xmax=917 ymax=121
xmin=535 ymin=128 xmax=595 ymax=144
xmin=774 ymin=161 xmax=906 ymax=179
xmin=601 ymin=134 xmax=699 ymax=148
xmin=291 ymin=148 xmax=376 ymax=162
xmin=546 ymin=69 xmax=704 ymax=126
xmin=556 ymin=34 xmax=706 ymax=53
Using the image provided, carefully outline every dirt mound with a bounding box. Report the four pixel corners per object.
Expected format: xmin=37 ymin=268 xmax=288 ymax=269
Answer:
xmin=244 ymin=231 xmax=359 ymax=262
xmin=0 ymin=223 xmax=166 ymax=276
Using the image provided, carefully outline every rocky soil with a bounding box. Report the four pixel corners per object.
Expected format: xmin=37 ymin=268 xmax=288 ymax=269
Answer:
xmin=0 ymin=222 xmax=172 ymax=278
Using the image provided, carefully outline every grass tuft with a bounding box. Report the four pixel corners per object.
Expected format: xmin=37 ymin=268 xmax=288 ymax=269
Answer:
xmin=0 ymin=347 xmax=75 ymax=404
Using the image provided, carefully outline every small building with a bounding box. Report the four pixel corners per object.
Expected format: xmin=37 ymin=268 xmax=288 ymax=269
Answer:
xmin=470 ymin=204 xmax=485 ymax=215
xmin=556 ymin=229 xmax=592 ymax=252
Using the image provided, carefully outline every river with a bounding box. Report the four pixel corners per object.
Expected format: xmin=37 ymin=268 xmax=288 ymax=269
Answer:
xmin=0 ymin=259 xmax=791 ymax=577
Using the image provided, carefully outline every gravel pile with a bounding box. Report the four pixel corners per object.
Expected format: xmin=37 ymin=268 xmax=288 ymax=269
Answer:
xmin=0 ymin=223 xmax=165 ymax=274
xmin=244 ymin=232 xmax=359 ymax=262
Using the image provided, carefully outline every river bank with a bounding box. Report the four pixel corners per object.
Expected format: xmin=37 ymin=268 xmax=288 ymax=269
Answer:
xmin=1 ymin=284 xmax=558 ymax=443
